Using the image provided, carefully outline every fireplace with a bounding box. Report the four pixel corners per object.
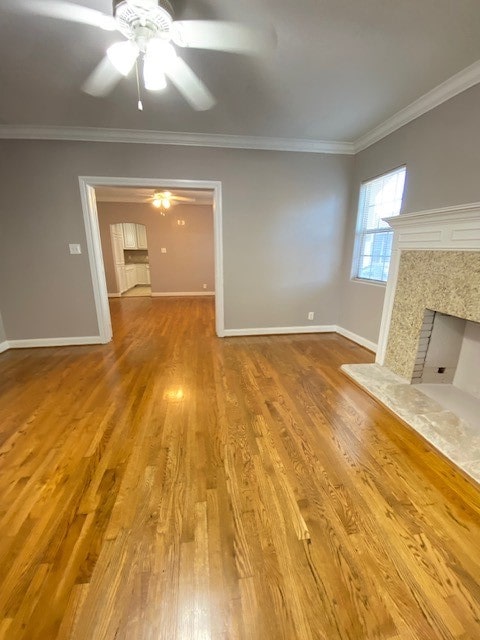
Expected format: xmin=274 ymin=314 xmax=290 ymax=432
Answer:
xmin=342 ymin=202 xmax=480 ymax=484
xmin=412 ymin=311 xmax=480 ymax=390
xmin=382 ymin=249 xmax=480 ymax=380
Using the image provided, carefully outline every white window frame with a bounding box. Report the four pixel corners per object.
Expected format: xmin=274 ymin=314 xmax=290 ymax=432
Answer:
xmin=351 ymin=166 xmax=406 ymax=284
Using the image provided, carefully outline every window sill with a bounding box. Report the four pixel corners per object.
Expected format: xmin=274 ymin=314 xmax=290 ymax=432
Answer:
xmin=350 ymin=277 xmax=387 ymax=288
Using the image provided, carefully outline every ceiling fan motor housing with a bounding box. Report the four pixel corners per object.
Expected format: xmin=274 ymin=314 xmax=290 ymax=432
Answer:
xmin=112 ymin=0 xmax=175 ymax=40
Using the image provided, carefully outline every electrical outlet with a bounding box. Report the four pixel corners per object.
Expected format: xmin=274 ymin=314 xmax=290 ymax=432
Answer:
xmin=69 ymin=244 xmax=82 ymax=254
xmin=161 ymin=247 xmax=167 ymax=253
xmin=203 ymin=284 xmax=207 ymax=289
xmin=308 ymin=312 xmax=314 ymax=320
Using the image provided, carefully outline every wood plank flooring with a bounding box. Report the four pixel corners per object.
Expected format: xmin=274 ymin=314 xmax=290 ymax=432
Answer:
xmin=0 ymin=296 xmax=479 ymax=639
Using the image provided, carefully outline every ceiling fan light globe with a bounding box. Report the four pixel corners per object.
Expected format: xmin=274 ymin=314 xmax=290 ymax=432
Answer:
xmin=146 ymin=40 xmax=177 ymax=71
xmin=152 ymin=199 xmax=162 ymax=208
xmin=144 ymin=55 xmax=167 ymax=91
xmin=106 ymin=40 xmax=139 ymax=76
xmin=162 ymin=199 xmax=171 ymax=208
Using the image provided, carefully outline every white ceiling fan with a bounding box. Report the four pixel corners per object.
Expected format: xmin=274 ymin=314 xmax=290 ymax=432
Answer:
xmin=13 ymin=0 xmax=275 ymax=111
xmin=151 ymin=190 xmax=195 ymax=209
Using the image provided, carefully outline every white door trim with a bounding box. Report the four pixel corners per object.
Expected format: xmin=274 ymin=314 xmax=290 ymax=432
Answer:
xmin=78 ymin=176 xmax=225 ymax=340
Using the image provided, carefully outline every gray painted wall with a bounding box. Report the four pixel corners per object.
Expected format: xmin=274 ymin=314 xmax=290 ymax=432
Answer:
xmin=340 ymin=83 xmax=480 ymax=345
xmin=0 ymin=141 xmax=352 ymax=340
xmin=2 ymin=83 xmax=477 ymax=345
xmin=98 ymin=202 xmax=215 ymax=294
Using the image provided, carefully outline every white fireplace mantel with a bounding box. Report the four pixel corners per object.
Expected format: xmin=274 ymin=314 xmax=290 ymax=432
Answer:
xmin=376 ymin=202 xmax=480 ymax=365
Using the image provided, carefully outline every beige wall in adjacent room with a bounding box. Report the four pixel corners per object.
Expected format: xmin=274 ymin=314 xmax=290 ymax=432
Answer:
xmin=98 ymin=202 xmax=215 ymax=294
xmin=0 ymin=141 xmax=352 ymax=340
xmin=340 ymin=83 xmax=480 ymax=346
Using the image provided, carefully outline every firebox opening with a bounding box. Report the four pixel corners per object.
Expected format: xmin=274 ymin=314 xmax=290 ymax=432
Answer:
xmin=412 ymin=309 xmax=480 ymax=427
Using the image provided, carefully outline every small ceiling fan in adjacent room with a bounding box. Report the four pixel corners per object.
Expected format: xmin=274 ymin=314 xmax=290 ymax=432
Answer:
xmin=151 ymin=190 xmax=195 ymax=213
xmin=13 ymin=0 xmax=276 ymax=111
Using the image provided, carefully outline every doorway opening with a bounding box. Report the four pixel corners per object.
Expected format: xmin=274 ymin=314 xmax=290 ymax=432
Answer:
xmin=108 ymin=221 xmax=151 ymax=298
xmin=79 ymin=176 xmax=224 ymax=342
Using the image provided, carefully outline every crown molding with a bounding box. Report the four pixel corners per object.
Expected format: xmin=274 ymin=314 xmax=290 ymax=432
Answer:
xmin=1 ymin=58 xmax=479 ymax=155
xmin=0 ymin=125 xmax=355 ymax=155
xmin=354 ymin=59 xmax=480 ymax=152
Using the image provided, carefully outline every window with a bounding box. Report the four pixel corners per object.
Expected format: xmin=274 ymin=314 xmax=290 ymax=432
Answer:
xmin=352 ymin=166 xmax=406 ymax=283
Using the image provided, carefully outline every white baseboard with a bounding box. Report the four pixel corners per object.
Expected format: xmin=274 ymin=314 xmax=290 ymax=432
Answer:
xmin=335 ymin=326 xmax=377 ymax=353
xmin=7 ymin=336 xmax=104 ymax=349
xmin=0 ymin=326 xmax=375 ymax=353
xmin=223 ymin=325 xmax=337 ymax=337
xmin=222 ymin=324 xmax=377 ymax=352
xmin=151 ymin=291 xmax=215 ymax=297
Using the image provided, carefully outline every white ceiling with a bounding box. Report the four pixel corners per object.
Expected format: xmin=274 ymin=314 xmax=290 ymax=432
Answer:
xmin=1 ymin=0 xmax=480 ymax=143
xmin=95 ymin=186 xmax=214 ymax=204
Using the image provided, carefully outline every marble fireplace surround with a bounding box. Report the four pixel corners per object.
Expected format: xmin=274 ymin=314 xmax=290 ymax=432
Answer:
xmin=342 ymin=202 xmax=480 ymax=484
xmin=383 ymin=250 xmax=480 ymax=379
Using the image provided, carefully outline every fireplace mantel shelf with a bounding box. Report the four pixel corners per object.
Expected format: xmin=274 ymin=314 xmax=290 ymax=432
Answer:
xmin=383 ymin=200 xmax=480 ymax=229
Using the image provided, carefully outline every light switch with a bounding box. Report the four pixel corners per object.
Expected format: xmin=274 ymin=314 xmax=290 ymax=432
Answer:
xmin=69 ymin=244 xmax=82 ymax=254
xmin=161 ymin=247 xmax=167 ymax=253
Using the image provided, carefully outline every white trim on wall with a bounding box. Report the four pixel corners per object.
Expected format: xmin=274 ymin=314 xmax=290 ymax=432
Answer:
xmin=79 ymin=176 xmax=225 ymax=339
xmin=0 ymin=326 xmax=376 ymax=352
xmin=1 ymin=59 xmax=479 ymax=154
xmin=222 ymin=325 xmax=377 ymax=352
xmin=376 ymin=202 xmax=480 ymax=365
xmin=354 ymin=59 xmax=480 ymax=152
xmin=151 ymin=291 xmax=215 ymax=297
xmin=335 ymin=326 xmax=378 ymax=352
xmin=223 ymin=325 xmax=337 ymax=337
xmin=79 ymin=182 xmax=113 ymax=343
xmin=7 ymin=336 xmax=103 ymax=349
xmin=0 ymin=125 xmax=354 ymax=155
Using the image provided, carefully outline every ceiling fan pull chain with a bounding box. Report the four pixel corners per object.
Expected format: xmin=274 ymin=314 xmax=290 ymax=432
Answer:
xmin=135 ymin=60 xmax=144 ymax=111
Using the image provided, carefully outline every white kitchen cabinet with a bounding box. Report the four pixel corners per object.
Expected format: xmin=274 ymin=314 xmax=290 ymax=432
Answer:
xmin=109 ymin=223 xmax=149 ymax=294
xmin=117 ymin=266 xmax=127 ymax=293
xmin=125 ymin=264 xmax=136 ymax=290
xmin=135 ymin=264 xmax=149 ymax=284
xmin=111 ymin=224 xmax=125 ymax=266
xmin=136 ymin=224 xmax=148 ymax=249
xmin=122 ymin=223 xmax=137 ymax=249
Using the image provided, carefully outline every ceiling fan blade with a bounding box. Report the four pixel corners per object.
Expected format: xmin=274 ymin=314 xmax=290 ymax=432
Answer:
xmin=14 ymin=0 xmax=117 ymax=31
xmin=82 ymin=56 xmax=124 ymax=97
xmin=165 ymin=57 xmax=216 ymax=111
xmin=171 ymin=196 xmax=196 ymax=202
xmin=171 ymin=20 xmax=276 ymax=55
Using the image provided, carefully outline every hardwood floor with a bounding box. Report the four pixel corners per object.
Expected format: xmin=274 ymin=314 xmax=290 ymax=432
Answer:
xmin=0 ymin=297 xmax=479 ymax=639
